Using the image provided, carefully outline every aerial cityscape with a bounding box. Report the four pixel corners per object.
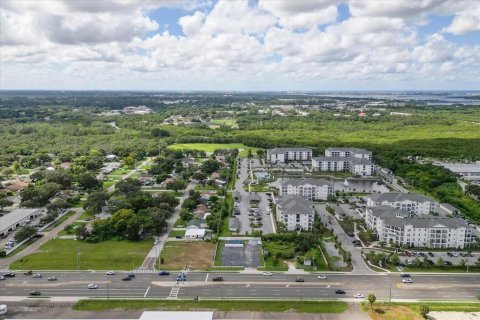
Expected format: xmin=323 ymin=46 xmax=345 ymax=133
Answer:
xmin=0 ymin=1 xmax=479 ymax=320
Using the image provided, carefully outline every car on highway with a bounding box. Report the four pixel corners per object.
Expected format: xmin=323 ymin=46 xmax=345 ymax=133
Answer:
xmin=47 ymin=276 xmax=57 ymax=281
xmin=402 ymin=278 xmax=413 ymax=283
xmin=32 ymin=273 xmax=42 ymax=278
xmin=177 ymin=272 xmax=187 ymax=281
xmin=317 ymin=275 xmax=327 ymax=280
xmin=212 ymin=276 xmax=224 ymax=282
xmin=127 ymin=273 xmax=135 ymax=278
xmin=24 ymin=270 xmax=33 ymax=275
xmin=29 ymin=290 xmax=41 ymax=296
xmin=0 ymin=304 xmax=7 ymax=316
xmin=159 ymin=271 xmax=170 ymax=276
xmin=400 ymin=273 xmax=411 ymax=278
xmin=106 ymin=271 xmax=116 ymax=275
xmin=0 ymin=275 xmax=5 ymax=281
xmin=121 ymin=276 xmax=132 ymax=281
xmin=3 ymin=273 xmax=15 ymax=278
xmin=354 ymin=293 xmax=364 ymax=298
xmin=262 ymin=272 xmax=273 ymax=276
xmin=295 ymin=278 xmax=304 ymax=283
xmin=335 ymin=289 xmax=346 ymax=294
xmin=87 ymin=284 xmax=98 ymax=289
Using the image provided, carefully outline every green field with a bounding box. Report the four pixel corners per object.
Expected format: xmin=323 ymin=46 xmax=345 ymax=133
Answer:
xmin=211 ymin=118 xmax=238 ymax=128
xmin=168 ymin=229 xmax=186 ymax=238
xmin=10 ymin=238 xmax=152 ymax=270
xmin=74 ymin=299 xmax=348 ymax=313
xmin=168 ymin=143 xmax=260 ymax=157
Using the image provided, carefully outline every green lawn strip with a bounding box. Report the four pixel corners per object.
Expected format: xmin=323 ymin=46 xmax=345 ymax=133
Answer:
xmin=214 ymin=241 xmax=224 ymax=266
xmin=73 ymin=299 xmax=348 ymax=313
xmin=58 ymin=222 xmax=87 ymax=236
xmin=78 ymin=210 xmax=95 ymax=221
xmin=43 ymin=210 xmax=76 ymax=231
xmin=394 ymin=302 xmax=480 ymax=312
xmin=174 ymin=218 xmax=188 ymax=227
xmin=168 ymin=143 xmax=261 ymax=157
xmin=168 ymin=229 xmax=186 ymax=238
xmin=10 ymin=238 xmax=152 ymax=270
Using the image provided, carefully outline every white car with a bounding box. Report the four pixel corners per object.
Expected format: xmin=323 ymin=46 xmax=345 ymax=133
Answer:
xmin=354 ymin=293 xmax=364 ymax=298
xmin=87 ymin=284 xmax=98 ymax=289
xmin=402 ymin=278 xmax=413 ymax=283
xmin=106 ymin=271 xmax=116 ymax=275
xmin=317 ymin=275 xmax=327 ymax=280
xmin=262 ymin=272 xmax=273 ymax=276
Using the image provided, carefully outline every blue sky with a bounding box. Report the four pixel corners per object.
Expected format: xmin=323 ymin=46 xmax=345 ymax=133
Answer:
xmin=0 ymin=0 xmax=479 ymax=90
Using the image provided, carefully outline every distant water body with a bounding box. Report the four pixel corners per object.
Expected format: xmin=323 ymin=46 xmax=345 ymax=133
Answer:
xmin=314 ymin=91 xmax=480 ymax=105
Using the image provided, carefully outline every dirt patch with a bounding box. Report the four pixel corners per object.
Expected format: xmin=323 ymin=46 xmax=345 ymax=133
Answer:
xmin=363 ymin=305 xmax=423 ymax=320
xmin=160 ymin=241 xmax=215 ymax=270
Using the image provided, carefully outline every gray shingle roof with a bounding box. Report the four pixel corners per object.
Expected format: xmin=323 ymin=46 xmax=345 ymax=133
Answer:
xmin=279 ymin=178 xmax=333 ymax=187
xmin=312 ymin=156 xmax=372 ymax=165
xmin=368 ymin=192 xmax=434 ymax=203
xmin=276 ymin=195 xmax=314 ymax=215
xmin=326 ymin=147 xmax=371 ymax=154
xmin=267 ymin=147 xmax=312 ymax=154
xmin=368 ymin=206 xmax=468 ymax=229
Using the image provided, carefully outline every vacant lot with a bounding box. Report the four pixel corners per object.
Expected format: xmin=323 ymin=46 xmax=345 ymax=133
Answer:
xmin=168 ymin=143 xmax=260 ymax=157
xmin=10 ymin=239 xmax=152 ymax=270
xmin=362 ymin=305 xmax=422 ymax=320
xmin=74 ymin=299 xmax=348 ymax=313
xmin=159 ymin=241 xmax=215 ymax=270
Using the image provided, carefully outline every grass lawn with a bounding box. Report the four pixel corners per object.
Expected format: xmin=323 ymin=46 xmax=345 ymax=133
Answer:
xmin=211 ymin=118 xmax=238 ymax=128
xmin=10 ymin=238 xmax=152 ymax=270
xmin=214 ymin=241 xmax=223 ymax=266
xmin=174 ymin=218 xmax=188 ymax=227
xmin=102 ymin=181 xmax=114 ymax=189
xmin=78 ymin=210 xmax=95 ymax=221
xmin=74 ymin=299 xmax=348 ymax=313
xmin=362 ymin=304 xmax=422 ymax=320
xmin=399 ymin=302 xmax=480 ymax=312
xmin=159 ymin=241 xmax=215 ymax=270
xmin=168 ymin=143 xmax=261 ymax=157
xmin=44 ymin=210 xmax=76 ymax=231
xmin=168 ymin=229 xmax=186 ymax=238
xmin=58 ymin=222 xmax=87 ymax=236
xmin=257 ymin=241 xmax=292 ymax=271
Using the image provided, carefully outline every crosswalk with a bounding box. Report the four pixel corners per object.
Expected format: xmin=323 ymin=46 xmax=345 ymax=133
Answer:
xmin=132 ymin=269 xmax=157 ymax=273
xmin=168 ymin=285 xmax=180 ymax=299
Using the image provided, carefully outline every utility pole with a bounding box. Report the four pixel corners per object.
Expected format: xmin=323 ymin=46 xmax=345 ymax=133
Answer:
xmin=155 ymin=242 xmax=158 ymax=271
xmin=389 ymin=282 xmax=392 ymax=303
xmin=76 ymin=247 xmax=80 ymax=271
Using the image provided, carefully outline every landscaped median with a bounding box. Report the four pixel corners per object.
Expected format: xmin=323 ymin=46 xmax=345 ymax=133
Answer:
xmin=73 ymin=299 xmax=349 ymax=313
xmin=361 ymin=302 xmax=480 ymax=320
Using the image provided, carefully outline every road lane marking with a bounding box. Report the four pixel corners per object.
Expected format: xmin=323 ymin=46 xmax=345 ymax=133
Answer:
xmin=205 ymin=273 xmax=209 ymax=282
xmin=144 ymin=286 xmax=150 ymax=297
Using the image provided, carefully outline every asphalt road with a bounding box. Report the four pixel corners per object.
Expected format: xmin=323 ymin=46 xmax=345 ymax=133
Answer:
xmin=1 ymin=272 xmax=478 ymax=301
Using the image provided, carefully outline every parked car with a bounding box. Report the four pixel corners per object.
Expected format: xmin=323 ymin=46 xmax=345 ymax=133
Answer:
xmin=0 ymin=275 xmax=5 ymax=281
xmin=212 ymin=276 xmax=224 ymax=282
xmin=447 ymin=252 xmax=453 ymax=257
xmin=335 ymin=289 xmax=346 ymax=294
xmin=175 ymin=236 xmax=183 ymax=239
xmin=87 ymin=284 xmax=98 ymax=289
xmin=400 ymin=273 xmax=411 ymax=278
xmin=159 ymin=271 xmax=170 ymax=276
xmin=444 ymin=261 xmax=453 ymax=266
xmin=106 ymin=271 xmax=116 ymax=275
xmin=32 ymin=274 xmax=42 ymax=278
xmin=317 ymin=275 xmax=327 ymax=280
xmin=295 ymin=278 xmax=304 ymax=283
xmin=347 ymin=232 xmax=355 ymax=237
xmin=354 ymin=293 xmax=364 ymax=298
xmin=24 ymin=270 xmax=33 ymax=275
xmin=29 ymin=290 xmax=41 ymax=296
xmin=428 ymin=252 xmax=434 ymax=257
xmin=47 ymin=276 xmax=57 ymax=281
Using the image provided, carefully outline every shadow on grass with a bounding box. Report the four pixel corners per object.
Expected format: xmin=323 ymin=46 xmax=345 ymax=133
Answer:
xmin=374 ymin=308 xmax=385 ymax=314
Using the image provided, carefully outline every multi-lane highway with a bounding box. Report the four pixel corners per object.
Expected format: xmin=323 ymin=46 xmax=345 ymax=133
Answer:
xmin=1 ymin=272 xmax=479 ymax=301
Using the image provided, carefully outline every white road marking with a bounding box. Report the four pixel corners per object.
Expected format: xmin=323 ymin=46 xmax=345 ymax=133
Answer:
xmin=144 ymin=286 xmax=150 ymax=297
xmin=205 ymin=273 xmax=209 ymax=282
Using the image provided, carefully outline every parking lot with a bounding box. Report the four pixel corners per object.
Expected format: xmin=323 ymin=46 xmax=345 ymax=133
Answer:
xmin=399 ymin=250 xmax=479 ymax=267
xmin=221 ymin=240 xmax=261 ymax=268
xmin=234 ymin=158 xmax=274 ymax=235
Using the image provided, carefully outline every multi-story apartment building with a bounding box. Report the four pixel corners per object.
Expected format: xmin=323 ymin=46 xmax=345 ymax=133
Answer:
xmin=311 ymin=147 xmax=374 ymax=176
xmin=279 ymin=178 xmax=334 ymax=200
xmin=267 ymin=147 xmax=312 ymax=164
xmin=367 ymin=192 xmax=436 ymax=215
xmin=365 ymin=206 xmax=474 ymax=248
xmin=276 ymin=195 xmax=315 ymax=231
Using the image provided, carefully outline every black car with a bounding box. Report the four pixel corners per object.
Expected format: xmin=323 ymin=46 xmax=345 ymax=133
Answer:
xmin=29 ymin=290 xmax=41 ymax=296
xmin=401 ymin=273 xmax=411 ymax=278
xmin=335 ymin=289 xmax=346 ymax=294
xmin=347 ymin=232 xmax=355 ymax=237
xmin=428 ymin=252 xmax=434 ymax=257
xmin=127 ymin=273 xmax=135 ymax=278
xmin=175 ymin=235 xmax=183 ymax=239
xmin=121 ymin=276 xmax=132 ymax=281
xmin=212 ymin=276 xmax=224 ymax=282
xmin=295 ymin=278 xmax=304 ymax=283
xmin=159 ymin=271 xmax=170 ymax=276
xmin=3 ymin=272 xmax=15 ymax=278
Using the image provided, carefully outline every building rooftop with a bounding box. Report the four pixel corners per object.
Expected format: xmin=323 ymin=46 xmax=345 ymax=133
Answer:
xmin=312 ymin=156 xmax=372 ymax=165
xmin=276 ymin=195 xmax=314 ymax=215
xmin=267 ymin=147 xmax=312 ymax=154
xmin=368 ymin=206 xmax=470 ymax=229
xmin=326 ymin=147 xmax=371 ymax=154
xmin=368 ymin=192 xmax=434 ymax=203
xmin=280 ymin=178 xmax=333 ymax=187
xmin=0 ymin=208 xmax=42 ymax=231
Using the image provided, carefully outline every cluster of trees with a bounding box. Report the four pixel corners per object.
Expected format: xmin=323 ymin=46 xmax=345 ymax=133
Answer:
xmin=466 ymin=184 xmax=480 ymax=199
